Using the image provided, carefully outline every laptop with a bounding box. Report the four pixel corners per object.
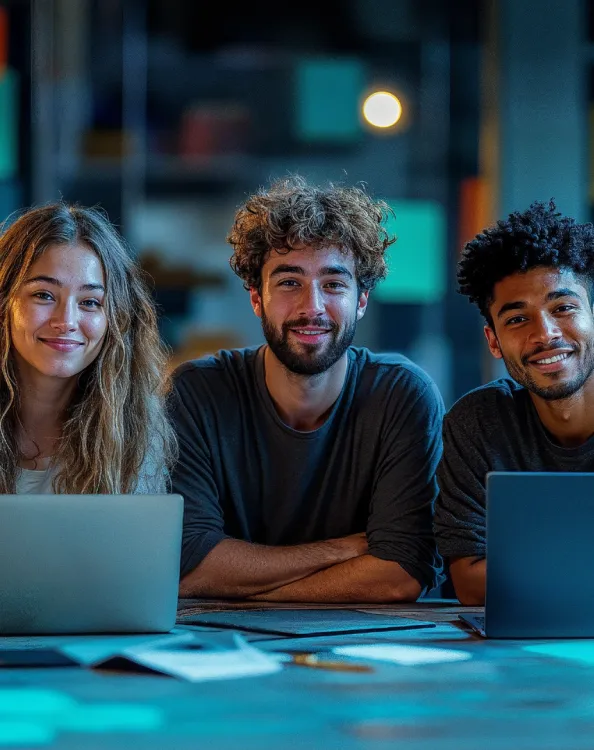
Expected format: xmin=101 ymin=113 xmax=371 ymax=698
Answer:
xmin=460 ymin=472 xmax=594 ymax=638
xmin=0 ymin=494 xmax=183 ymax=635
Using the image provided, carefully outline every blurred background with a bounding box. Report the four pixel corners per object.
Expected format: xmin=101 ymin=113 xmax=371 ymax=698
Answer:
xmin=0 ymin=0 xmax=588 ymax=407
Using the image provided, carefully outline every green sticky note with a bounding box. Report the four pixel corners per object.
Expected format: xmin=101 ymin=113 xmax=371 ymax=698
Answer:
xmin=295 ymin=58 xmax=364 ymax=142
xmin=524 ymin=642 xmax=594 ymax=665
xmin=0 ymin=68 xmax=18 ymax=180
xmin=0 ymin=689 xmax=77 ymax=715
xmin=374 ymin=200 xmax=446 ymax=305
xmin=58 ymin=704 xmax=163 ymax=733
xmin=0 ymin=721 xmax=54 ymax=745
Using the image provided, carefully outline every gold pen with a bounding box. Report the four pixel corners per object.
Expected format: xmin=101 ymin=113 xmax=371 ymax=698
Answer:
xmin=289 ymin=653 xmax=373 ymax=673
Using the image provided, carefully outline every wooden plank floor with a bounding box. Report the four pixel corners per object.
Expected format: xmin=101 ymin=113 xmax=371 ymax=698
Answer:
xmin=1 ymin=600 xmax=593 ymax=749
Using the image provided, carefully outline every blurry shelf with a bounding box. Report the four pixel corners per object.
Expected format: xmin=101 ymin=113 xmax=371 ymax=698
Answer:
xmin=57 ymin=153 xmax=258 ymax=185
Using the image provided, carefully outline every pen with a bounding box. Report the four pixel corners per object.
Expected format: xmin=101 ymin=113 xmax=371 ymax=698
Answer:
xmin=289 ymin=653 xmax=373 ymax=673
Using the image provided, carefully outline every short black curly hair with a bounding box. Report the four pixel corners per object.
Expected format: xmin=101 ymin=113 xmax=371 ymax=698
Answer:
xmin=458 ymin=199 xmax=594 ymax=325
xmin=227 ymin=174 xmax=395 ymax=292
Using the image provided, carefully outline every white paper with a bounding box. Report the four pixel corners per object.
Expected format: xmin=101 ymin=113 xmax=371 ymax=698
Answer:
xmin=332 ymin=644 xmax=472 ymax=665
xmin=117 ymin=634 xmax=281 ymax=682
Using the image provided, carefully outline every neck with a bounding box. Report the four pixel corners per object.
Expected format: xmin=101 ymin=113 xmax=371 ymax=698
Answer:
xmin=530 ymin=375 xmax=594 ymax=447
xmin=16 ymin=366 xmax=78 ymax=463
xmin=263 ymin=345 xmax=349 ymax=431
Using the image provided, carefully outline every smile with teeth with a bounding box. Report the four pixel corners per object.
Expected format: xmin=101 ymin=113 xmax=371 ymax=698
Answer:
xmin=292 ymin=329 xmax=329 ymax=335
xmin=533 ymin=352 xmax=571 ymax=365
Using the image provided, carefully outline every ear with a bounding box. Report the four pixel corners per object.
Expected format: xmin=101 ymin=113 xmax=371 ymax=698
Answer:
xmin=249 ymin=287 xmax=262 ymax=319
xmin=356 ymin=290 xmax=369 ymax=321
xmin=484 ymin=325 xmax=503 ymax=359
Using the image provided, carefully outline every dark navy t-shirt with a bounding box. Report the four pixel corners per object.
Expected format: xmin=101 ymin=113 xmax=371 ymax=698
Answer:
xmin=171 ymin=345 xmax=444 ymax=590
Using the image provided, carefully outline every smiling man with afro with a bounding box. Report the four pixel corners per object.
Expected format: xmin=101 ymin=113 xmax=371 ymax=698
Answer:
xmin=435 ymin=199 xmax=594 ymax=605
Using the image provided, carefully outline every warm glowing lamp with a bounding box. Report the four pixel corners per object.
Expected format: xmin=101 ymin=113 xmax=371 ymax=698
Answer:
xmin=362 ymin=91 xmax=402 ymax=128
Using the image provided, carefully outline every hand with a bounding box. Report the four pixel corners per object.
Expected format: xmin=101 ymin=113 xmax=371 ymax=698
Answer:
xmin=329 ymin=532 xmax=368 ymax=561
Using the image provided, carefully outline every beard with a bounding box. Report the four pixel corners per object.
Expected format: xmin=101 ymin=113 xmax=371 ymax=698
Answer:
xmin=502 ymin=339 xmax=594 ymax=400
xmin=261 ymin=309 xmax=357 ymax=376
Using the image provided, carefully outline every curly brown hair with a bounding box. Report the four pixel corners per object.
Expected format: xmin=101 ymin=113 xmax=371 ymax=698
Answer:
xmin=227 ymin=175 xmax=395 ymax=291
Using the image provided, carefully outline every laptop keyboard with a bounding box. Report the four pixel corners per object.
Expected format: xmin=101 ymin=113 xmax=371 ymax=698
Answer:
xmin=473 ymin=615 xmax=485 ymax=628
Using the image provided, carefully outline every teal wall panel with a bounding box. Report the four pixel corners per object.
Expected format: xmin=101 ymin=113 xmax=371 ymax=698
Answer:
xmin=0 ymin=68 xmax=18 ymax=181
xmin=374 ymin=200 xmax=446 ymax=305
xmin=295 ymin=58 xmax=365 ymax=143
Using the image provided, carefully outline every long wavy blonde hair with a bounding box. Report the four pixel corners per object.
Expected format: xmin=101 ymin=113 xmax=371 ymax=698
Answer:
xmin=0 ymin=202 xmax=177 ymax=493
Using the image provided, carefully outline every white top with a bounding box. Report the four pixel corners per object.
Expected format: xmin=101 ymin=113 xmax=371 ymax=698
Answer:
xmin=16 ymin=465 xmax=58 ymax=495
xmin=14 ymin=453 xmax=166 ymax=495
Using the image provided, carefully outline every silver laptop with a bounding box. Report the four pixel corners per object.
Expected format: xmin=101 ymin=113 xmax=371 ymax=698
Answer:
xmin=0 ymin=494 xmax=183 ymax=635
xmin=460 ymin=472 xmax=594 ymax=638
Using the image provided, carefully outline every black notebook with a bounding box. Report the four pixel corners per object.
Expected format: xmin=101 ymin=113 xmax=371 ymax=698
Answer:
xmin=182 ymin=609 xmax=436 ymax=637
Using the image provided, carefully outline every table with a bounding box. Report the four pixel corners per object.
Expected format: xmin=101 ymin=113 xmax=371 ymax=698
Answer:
xmin=0 ymin=599 xmax=593 ymax=749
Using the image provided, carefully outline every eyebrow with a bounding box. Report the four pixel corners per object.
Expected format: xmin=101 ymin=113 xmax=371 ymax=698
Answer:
xmin=269 ymin=264 xmax=354 ymax=280
xmin=545 ymin=287 xmax=581 ymax=302
xmin=23 ymin=275 xmax=105 ymax=293
xmin=496 ymin=288 xmax=582 ymax=319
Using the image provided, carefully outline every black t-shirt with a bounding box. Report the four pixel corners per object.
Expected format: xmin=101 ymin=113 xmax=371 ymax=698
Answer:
xmin=434 ymin=377 xmax=594 ymax=559
xmin=171 ymin=345 xmax=445 ymax=590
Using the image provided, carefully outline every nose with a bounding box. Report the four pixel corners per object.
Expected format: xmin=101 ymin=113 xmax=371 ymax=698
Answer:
xmin=297 ymin=282 xmax=325 ymax=318
xmin=50 ymin=298 xmax=77 ymax=333
xmin=529 ymin=311 xmax=562 ymax=345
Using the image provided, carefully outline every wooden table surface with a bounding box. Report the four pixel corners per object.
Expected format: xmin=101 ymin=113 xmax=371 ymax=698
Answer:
xmin=1 ymin=598 xmax=593 ymax=749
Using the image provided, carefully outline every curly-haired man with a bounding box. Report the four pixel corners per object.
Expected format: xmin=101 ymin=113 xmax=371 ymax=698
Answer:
xmin=435 ymin=200 xmax=594 ymax=605
xmin=171 ymin=175 xmax=444 ymax=603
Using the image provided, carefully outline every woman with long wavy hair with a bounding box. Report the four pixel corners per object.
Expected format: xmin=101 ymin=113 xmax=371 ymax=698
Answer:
xmin=0 ymin=202 xmax=176 ymax=494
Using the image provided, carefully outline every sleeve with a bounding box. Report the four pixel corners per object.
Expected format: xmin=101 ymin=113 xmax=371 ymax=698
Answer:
xmin=433 ymin=411 xmax=488 ymax=560
xmin=366 ymin=377 xmax=445 ymax=593
xmin=170 ymin=371 xmax=230 ymax=578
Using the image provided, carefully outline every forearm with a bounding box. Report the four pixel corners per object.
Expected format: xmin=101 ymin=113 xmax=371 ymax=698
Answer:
xmin=179 ymin=535 xmax=366 ymax=599
xmin=249 ymin=554 xmax=422 ymax=603
xmin=449 ymin=556 xmax=486 ymax=605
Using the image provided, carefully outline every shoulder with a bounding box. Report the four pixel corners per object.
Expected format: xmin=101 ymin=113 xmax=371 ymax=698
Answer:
xmin=349 ymin=347 xmax=444 ymax=427
xmin=349 ymin=347 xmax=442 ymax=401
xmin=172 ymin=346 xmax=261 ymax=391
xmin=349 ymin=347 xmax=436 ymax=387
xmin=445 ymin=377 xmax=527 ymax=430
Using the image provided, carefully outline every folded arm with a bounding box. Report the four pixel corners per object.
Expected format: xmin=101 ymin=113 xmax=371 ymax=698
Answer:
xmin=179 ymin=533 xmax=368 ymax=599
xmin=248 ymin=554 xmax=421 ymax=603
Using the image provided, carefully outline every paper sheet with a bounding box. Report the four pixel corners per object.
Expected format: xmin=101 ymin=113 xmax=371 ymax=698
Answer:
xmin=332 ymin=644 xmax=472 ymax=665
xmin=89 ymin=633 xmax=282 ymax=682
xmin=125 ymin=636 xmax=281 ymax=681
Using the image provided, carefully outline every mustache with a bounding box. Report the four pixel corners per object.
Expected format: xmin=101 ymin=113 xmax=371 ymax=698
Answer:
xmin=522 ymin=342 xmax=576 ymax=365
xmin=282 ymin=318 xmax=338 ymax=332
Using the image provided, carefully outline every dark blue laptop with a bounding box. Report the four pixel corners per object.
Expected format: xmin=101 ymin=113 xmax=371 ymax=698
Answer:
xmin=459 ymin=472 xmax=594 ymax=638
